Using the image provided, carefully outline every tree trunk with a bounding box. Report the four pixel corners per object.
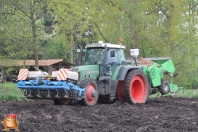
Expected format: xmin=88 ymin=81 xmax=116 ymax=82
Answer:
xmin=70 ymin=29 xmax=74 ymax=64
xmin=120 ymin=5 xmax=125 ymax=33
xmin=30 ymin=1 xmax=39 ymax=69
xmin=129 ymin=12 xmax=138 ymax=48
xmin=130 ymin=0 xmax=139 ymax=48
xmin=94 ymin=22 xmax=109 ymax=43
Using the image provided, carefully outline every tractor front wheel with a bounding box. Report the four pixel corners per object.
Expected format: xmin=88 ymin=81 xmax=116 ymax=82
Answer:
xmin=79 ymin=78 xmax=99 ymax=106
xmin=124 ymin=69 xmax=149 ymax=104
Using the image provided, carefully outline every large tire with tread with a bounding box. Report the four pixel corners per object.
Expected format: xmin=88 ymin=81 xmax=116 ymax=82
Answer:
xmin=124 ymin=69 xmax=149 ymax=104
xmin=116 ymin=80 xmax=126 ymax=103
xmin=158 ymin=79 xmax=170 ymax=95
xmin=79 ymin=78 xmax=99 ymax=106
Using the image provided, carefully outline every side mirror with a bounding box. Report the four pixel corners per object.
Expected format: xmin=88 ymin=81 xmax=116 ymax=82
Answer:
xmin=110 ymin=49 xmax=115 ymax=57
xmin=67 ymin=52 xmax=71 ymax=58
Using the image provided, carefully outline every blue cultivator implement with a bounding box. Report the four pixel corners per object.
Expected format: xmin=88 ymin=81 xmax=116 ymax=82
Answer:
xmin=16 ymin=69 xmax=86 ymax=100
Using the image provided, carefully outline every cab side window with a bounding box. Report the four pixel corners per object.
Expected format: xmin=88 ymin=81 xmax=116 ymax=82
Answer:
xmin=108 ymin=49 xmax=119 ymax=64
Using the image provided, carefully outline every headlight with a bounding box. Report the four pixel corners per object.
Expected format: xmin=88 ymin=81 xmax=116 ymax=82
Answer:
xmin=67 ymin=71 xmax=79 ymax=81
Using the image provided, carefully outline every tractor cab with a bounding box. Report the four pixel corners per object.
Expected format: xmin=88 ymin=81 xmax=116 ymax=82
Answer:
xmin=83 ymin=41 xmax=126 ymax=77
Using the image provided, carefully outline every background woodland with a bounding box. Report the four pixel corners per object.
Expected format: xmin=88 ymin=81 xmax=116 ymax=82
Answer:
xmin=0 ymin=0 xmax=198 ymax=88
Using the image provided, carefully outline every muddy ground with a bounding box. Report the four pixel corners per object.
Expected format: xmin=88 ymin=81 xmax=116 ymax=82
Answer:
xmin=0 ymin=96 xmax=198 ymax=132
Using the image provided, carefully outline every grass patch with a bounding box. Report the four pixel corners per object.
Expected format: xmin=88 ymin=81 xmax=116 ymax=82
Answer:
xmin=0 ymin=82 xmax=26 ymax=101
xmin=1 ymin=82 xmax=198 ymax=101
xmin=174 ymin=88 xmax=198 ymax=98
xmin=150 ymin=88 xmax=198 ymax=98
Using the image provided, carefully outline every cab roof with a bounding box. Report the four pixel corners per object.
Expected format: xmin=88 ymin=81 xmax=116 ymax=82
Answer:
xmin=85 ymin=41 xmax=126 ymax=49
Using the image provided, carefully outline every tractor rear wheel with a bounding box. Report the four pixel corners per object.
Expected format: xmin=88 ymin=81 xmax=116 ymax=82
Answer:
xmin=158 ymin=79 xmax=170 ymax=95
xmin=124 ymin=69 xmax=149 ymax=104
xmin=79 ymin=78 xmax=99 ymax=106
xmin=116 ymin=80 xmax=126 ymax=103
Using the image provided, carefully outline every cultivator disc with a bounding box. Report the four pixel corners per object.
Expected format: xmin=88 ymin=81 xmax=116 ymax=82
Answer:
xmin=20 ymin=88 xmax=85 ymax=100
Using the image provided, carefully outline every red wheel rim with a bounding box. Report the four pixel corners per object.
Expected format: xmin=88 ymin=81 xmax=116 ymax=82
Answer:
xmin=130 ymin=75 xmax=147 ymax=103
xmin=86 ymin=83 xmax=96 ymax=105
xmin=117 ymin=81 xmax=126 ymax=103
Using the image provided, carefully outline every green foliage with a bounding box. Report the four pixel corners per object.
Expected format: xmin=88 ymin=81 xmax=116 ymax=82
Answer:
xmin=42 ymin=34 xmax=70 ymax=60
xmin=0 ymin=82 xmax=25 ymax=101
xmin=176 ymin=89 xmax=198 ymax=98
xmin=121 ymin=0 xmax=198 ymax=88
xmin=1 ymin=0 xmax=198 ymax=88
xmin=0 ymin=0 xmax=47 ymax=60
xmin=150 ymin=88 xmax=198 ymax=98
xmin=47 ymin=0 xmax=89 ymax=63
xmin=3 ymin=67 xmax=18 ymax=81
xmin=0 ymin=14 xmax=33 ymax=59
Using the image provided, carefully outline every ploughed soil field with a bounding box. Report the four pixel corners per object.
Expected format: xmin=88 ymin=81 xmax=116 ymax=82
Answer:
xmin=1 ymin=96 xmax=198 ymax=132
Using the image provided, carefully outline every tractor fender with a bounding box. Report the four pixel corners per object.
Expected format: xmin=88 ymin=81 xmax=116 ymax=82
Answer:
xmin=116 ymin=66 xmax=139 ymax=81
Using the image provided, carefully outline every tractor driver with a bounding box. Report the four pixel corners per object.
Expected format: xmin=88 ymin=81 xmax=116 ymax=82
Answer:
xmin=86 ymin=48 xmax=105 ymax=65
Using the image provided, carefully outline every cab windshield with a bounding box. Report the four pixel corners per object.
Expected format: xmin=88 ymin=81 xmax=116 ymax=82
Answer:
xmin=85 ymin=48 xmax=105 ymax=65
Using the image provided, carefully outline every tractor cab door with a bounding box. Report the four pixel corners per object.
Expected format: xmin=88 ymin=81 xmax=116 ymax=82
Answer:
xmin=107 ymin=49 xmax=120 ymax=74
xmin=99 ymin=49 xmax=118 ymax=76
xmin=99 ymin=48 xmax=126 ymax=77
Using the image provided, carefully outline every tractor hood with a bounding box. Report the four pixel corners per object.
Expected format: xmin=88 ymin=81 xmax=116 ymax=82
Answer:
xmin=70 ymin=65 xmax=100 ymax=81
xmin=70 ymin=65 xmax=99 ymax=74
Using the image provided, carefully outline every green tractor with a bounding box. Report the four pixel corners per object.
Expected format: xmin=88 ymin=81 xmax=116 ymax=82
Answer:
xmin=17 ymin=41 xmax=179 ymax=106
